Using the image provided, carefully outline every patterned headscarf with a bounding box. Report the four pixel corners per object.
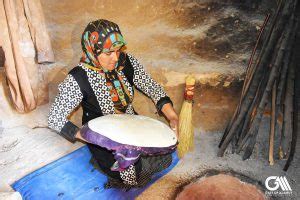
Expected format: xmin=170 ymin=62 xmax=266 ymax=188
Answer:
xmin=80 ymin=19 xmax=132 ymax=113
xmin=80 ymin=19 xmax=126 ymax=68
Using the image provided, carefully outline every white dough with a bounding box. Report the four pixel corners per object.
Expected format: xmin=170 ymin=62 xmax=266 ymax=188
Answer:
xmin=87 ymin=114 xmax=177 ymax=147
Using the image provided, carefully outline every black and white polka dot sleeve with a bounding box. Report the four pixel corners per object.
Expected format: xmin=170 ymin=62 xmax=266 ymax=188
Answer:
xmin=127 ymin=53 xmax=172 ymax=111
xmin=48 ymin=74 xmax=83 ymax=142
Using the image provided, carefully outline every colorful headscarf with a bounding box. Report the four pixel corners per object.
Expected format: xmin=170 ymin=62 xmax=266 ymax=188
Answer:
xmin=80 ymin=19 xmax=132 ymax=113
xmin=80 ymin=19 xmax=126 ymax=67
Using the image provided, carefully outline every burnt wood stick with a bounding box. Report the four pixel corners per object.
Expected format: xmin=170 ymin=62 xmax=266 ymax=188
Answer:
xmin=236 ymin=107 xmax=254 ymax=152
xmin=231 ymin=116 xmax=245 ymax=153
xmin=283 ymin=31 xmax=299 ymax=171
xmin=278 ymin=18 xmax=298 ymax=158
xmin=276 ymin=44 xmax=293 ymax=113
xmin=283 ymin=77 xmax=298 ymax=171
xmin=281 ymin=42 xmax=296 ymax=157
xmin=242 ymin=15 xmax=296 ymax=160
xmin=276 ymin=43 xmax=292 ymax=135
xmin=237 ymin=79 xmax=263 ymax=152
xmin=237 ymin=53 xmax=274 ymax=152
xmin=218 ymin=0 xmax=295 ymax=157
xmin=281 ymin=61 xmax=294 ymax=157
xmin=283 ymin=0 xmax=300 ymax=171
xmin=219 ymin=104 xmax=239 ymax=147
xmin=241 ymin=14 xmax=271 ymax=99
xmin=236 ymin=69 xmax=269 ymax=152
xmin=241 ymin=2 xmax=283 ymax=104
xmin=219 ymin=107 xmax=238 ymax=147
xmin=278 ymin=51 xmax=296 ymax=160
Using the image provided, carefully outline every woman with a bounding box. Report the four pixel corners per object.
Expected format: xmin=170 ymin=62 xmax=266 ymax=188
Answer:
xmin=48 ymin=19 xmax=178 ymax=189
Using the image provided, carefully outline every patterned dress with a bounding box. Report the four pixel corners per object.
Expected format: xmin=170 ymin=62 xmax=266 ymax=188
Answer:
xmin=48 ymin=53 xmax=173 ymax=188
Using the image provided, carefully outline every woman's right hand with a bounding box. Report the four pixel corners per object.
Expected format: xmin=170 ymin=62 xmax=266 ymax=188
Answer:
xmin=75 ymin=130 xmax=88 ymax=143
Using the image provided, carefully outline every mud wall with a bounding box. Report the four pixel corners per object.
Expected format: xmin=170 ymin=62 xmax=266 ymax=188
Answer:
xmin=40 ymin=0 xmax=269 ymax=131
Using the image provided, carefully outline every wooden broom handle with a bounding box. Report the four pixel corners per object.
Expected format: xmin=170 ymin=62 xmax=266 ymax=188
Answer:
xmin=184 ymin=76 xmax=196 ymax=101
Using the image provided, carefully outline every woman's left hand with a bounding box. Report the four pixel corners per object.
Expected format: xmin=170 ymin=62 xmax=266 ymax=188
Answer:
xmin=161 ymin=103 xmax=179 ymax=140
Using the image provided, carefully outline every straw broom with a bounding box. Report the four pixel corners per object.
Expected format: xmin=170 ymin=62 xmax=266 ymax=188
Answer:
xmin=177 ymin=75 xmax=196 ymax=158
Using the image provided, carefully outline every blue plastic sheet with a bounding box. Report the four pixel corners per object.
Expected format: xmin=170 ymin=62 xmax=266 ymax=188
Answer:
xmin=12 ymin=146 xmax=179 ymax=200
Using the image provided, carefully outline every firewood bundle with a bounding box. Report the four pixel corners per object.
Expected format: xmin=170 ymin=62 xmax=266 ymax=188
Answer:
xmin=218 ymin=0 xmax=299 ymax=171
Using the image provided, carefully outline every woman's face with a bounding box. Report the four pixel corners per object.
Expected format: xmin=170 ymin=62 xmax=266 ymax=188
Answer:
xmin=97 ymin=49 xmax=121 ymax=71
